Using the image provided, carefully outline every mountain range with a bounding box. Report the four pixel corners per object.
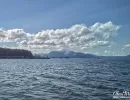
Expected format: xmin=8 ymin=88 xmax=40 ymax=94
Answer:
xmin=42 ymin=50 xmax=130 ymax=59
xmin=43 ymin=50 xmax=97 ymax=58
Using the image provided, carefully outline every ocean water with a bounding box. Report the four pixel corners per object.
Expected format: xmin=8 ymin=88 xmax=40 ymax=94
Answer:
xmin=0 ymin=58 xmax=130 ymax=100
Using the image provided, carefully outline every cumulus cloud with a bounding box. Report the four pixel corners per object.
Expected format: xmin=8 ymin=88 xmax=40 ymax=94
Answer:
xmin=0 ymin=21 xmax=120 ymax=52
xmin=104 ymin=50 xmax=110 ymax=53
xmin=122 ymin=44 xmax=130 ymax=50
xmin=123 ymin=44 xmax=130 ymax=48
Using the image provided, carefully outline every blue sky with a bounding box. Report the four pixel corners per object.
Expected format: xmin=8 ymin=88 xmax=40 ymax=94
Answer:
xmin=0 ymin=0 xmax=130 ymax=55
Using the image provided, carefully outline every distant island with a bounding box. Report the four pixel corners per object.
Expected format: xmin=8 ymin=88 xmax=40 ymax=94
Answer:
xmin=0 ymin=47 xmax=130 ymax=59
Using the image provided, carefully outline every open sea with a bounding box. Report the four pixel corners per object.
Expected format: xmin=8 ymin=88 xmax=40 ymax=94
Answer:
xmin=0 ymin=58 xmax=130 ymax=100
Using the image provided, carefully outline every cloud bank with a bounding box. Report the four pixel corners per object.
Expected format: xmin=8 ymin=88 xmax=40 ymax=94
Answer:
xmin=0 ymin=21 xmax=120 ymax=52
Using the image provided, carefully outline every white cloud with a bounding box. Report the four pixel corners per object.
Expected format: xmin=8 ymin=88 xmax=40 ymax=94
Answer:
xmin=123 ymin=44 xmax=130 ymax=48
xmin=104 ymin=50 xmax=110 ymax=53
xmin=0 ymin=21 xmax=120 ymax=52
xmin=17 ymin=40 xmax=28 ymax=46
xmin=7 ymin=29 xmax=26 ymax=40
xmin=122 ymin=44 xmax=130 ymax=50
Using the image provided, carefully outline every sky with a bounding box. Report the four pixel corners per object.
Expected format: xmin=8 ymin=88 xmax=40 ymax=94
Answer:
xmin=0 ymin=0 xmax=130 ymax=56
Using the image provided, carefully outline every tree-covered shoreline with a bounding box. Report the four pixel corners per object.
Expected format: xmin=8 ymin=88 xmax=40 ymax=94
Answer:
xmin=0 ymin=47 xmax=33 ymax=59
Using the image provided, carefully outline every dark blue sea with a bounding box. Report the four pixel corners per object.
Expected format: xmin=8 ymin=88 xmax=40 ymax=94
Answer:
xmin=0 ymin=58 xmax=130 ymax=100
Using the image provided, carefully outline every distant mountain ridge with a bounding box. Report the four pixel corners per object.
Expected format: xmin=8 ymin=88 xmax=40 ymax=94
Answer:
xmin=127 ymin=54 xmax=130 ymax=57
xmin=126 ymin=54 xmax=130 ymax=58
xmin=43 ymin=50 xmax=97 ymax=58
xmin=42 ymin=50 xmax=130 ymax=59
xmin=1 ymin=47 xmax=130 ymax=59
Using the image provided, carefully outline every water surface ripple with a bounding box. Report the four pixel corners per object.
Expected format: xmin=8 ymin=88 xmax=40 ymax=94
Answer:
xmin=0 ymin=58 xmax=130 ymax=100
